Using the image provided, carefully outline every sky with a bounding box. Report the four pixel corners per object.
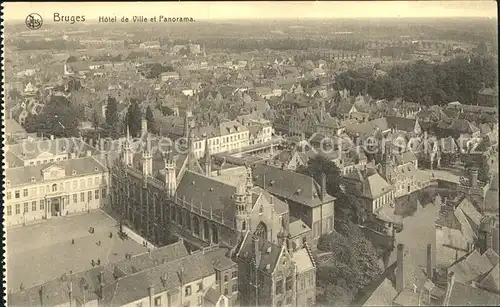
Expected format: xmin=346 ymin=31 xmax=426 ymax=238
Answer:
xmin=2 ymin=1 xmax=498 ymax=22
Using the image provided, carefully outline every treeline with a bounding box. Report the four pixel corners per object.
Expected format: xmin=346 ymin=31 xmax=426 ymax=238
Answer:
xmin=140 ymin=63 xmax=175 ymax=79
xmin=16 ymin=39 xmax=85 ymax=51
xmin=171 ymin=37 xmax=366 ymax=52
xmin=334 ymin=55 xmax=498 ymax=105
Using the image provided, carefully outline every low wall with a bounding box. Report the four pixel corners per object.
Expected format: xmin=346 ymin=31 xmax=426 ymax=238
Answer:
xmin=122 ymin=225 xmax=156 ymax=250
xmin=357 ymin=224 xmax=394 ymax=250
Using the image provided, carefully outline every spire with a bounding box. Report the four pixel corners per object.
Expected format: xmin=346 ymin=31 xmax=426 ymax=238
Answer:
xmin=246 ymin=164 xmax=253 ymax=191
xmin=126 ymin=125 xmax=131 ymax=140
xmin=184 ymin=113 xmax=190 ymax=139
xmin=204 ymin=138 xmax=211 ymax=177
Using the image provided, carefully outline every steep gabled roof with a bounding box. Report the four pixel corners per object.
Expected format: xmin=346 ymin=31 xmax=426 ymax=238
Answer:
xmin=253 ymin=164 xmax=335 ymax=207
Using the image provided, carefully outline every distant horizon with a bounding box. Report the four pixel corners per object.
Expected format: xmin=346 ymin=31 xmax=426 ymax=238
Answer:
xmin=2 ymin=1 xmax=498 ymax=21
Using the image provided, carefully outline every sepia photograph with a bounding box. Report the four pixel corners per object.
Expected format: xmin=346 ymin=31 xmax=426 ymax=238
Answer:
xmin=1 ymin=1 xmax=499 ymax=306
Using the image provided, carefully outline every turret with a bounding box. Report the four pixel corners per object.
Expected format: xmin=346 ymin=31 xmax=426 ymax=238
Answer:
xmin=164 ymin=151 xmax=177 ymax=197
xmin=122 ymin=126 xmax=133 ymax=166
xmin=234 ymin=183 xmax=248 ymax=233
xmin=142 ymin=147 xmax=153 ymax=177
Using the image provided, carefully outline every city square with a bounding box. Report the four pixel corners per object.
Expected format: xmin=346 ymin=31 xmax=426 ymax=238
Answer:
xmin=6 ymin=210 xmax=147 ymax=290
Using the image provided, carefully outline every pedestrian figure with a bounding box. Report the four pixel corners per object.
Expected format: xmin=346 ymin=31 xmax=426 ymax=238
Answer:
xmin=97 ymin=258 xmax=101 ymax=266
xmin=71 ymin=239 xmax=75 ymax=245
xmin=20 ymin=283 xmax=24 ymax=291
xmin=109 ymin=232 xmax=113 ymax=238
xmin=91 ymin=259 xmax=95 ymax=267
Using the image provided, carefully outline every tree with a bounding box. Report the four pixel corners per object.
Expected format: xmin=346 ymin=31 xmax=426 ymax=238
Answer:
xmin=8 ymin=88 xmax=21 ymax=101
xmin=105 ymin=96 xmax=120 ymax=138
xmin=23 ymin=95 xmax=80 ymax=138
xmin=431 ymin=88 xmax=448 ymax=105
xmin=91 ymin=109 xmax=101 ymax=130
xmin=145 ymin=105 xmax=156 ymax=134
xmin=160 ymin=105 xmax=175 ymax=116
xmin=298 ymin=155 xmax=366 ymax=224
xmin=67 ymin=78 xmax=82 ymax=92
xmin=316 ymin=224 xmax=383 ymax=306
xmin=126 ymin=99 xmax=142 ymax=137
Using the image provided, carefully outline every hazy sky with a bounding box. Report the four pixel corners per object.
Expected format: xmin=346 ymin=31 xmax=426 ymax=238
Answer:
xmin=2 ymin=1 xmax=498 ymax=21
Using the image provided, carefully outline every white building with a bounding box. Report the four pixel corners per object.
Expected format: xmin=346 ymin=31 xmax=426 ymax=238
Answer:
xmin=4 ymin=156 xmax=109 ymax=227
xmin=189 ymin=121 xmax=250 ymax=158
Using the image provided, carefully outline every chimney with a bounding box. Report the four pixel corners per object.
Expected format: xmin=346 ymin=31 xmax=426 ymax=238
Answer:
xmin=320 ymin=173 xmax=327 ymax=202
xmin=39 ymin=284 xmax=44 ymax=306
xmin=443 ymin=272 xmax=456 ymax=306
xmin=98 ymin=271 xmax=104 ymax=298
xmin=86 ymin=150 xmax=92 ymax=157
xmin=253 ymin=236 xmax=261 ymax=267
xmin=426 ymin=243 xmax=434 ymax=281
xmin=148 ymin=284 xmax=155 ymax=307
xmin=396 ymin=244 xmax=405 ymax=293
xmin=470 ymin=168 xmax=478 ymax=187
xmin=50 ymin=135 xmax=55 ymax=140
xmin=142 ymin=119 xmax=148 ymax=136
xmin=68 ymin=282 xmax=73 ymax=307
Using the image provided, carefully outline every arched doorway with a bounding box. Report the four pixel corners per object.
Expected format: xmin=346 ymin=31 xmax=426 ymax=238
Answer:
xmin=211 ymin=224 xmax=219 ymax=243
xmin=203 ymin=220 xmax=210 ymax=241
xmin=254 ymin=222 xmax=268 ymax=241
xmin=193 ymin=217 xmax=200 ymax=236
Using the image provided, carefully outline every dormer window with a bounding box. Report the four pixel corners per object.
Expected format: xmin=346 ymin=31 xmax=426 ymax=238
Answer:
xmin=31 ymin=177 xmax=36 ymax=183
xmin=269 ymin=180 xmax=275 ymax=186
xmin=94 ymin=167 xmax=98 ymax=171
xmin=72 ymin=170 xmax=77 ymax=175
xmin=6 ymin=180 xmax=10 ymax=187
xmin=295 ymin=189 xmax=302 ymax=195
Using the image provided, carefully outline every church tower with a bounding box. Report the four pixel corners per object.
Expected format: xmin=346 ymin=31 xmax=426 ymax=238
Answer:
xmin=382 ymin=140 xmax=393 ymax=182
xmin=234 ymin=183 xmax=249 ymax=234
xmin=164 ymin=150 xmax=177 ymax=198
xmin=122 ymin=126 xmax=133 ymax=166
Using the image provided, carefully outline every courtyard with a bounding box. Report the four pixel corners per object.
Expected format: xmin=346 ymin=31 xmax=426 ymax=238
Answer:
xmin=6 ymin=210 xmax=147 ymax=291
